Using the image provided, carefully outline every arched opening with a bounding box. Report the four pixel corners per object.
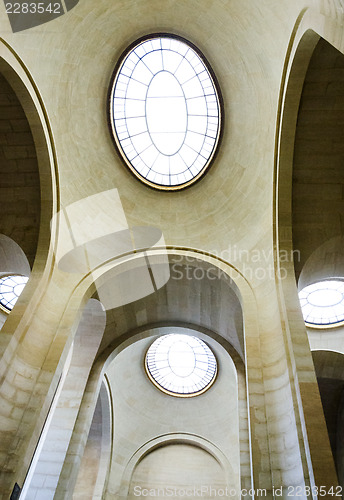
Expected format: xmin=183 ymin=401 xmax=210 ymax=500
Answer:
xmin=292 ymin=37 xmax=344 ymax=286
xmin=291 ymin=37 xmax=344 ymax=486
xmin=105 ymin=328 xmax=241 ymax=497
xmin=51 ymin=253 xmax=257 ymax=499
xmin=276 ymin=16 xmax=344 ymax=491
xmin=0 ymin=234 xmax=30 ymax=329
xmin=98 ymin=257 xmax=244 ymax=359
xmin=0 ymin=63 xmax=40 ymax=332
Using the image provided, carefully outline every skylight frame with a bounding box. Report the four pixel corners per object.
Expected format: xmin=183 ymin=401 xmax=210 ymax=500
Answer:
xmin=145 ymin=333 xmax=217 ymax=397
xmin=0 ymin=274 xmax=29 ymax=313
xmin=298 ymin=279 xmax=344 ymax=328
xmin=108 ymin=33 xmax=223 ymax=191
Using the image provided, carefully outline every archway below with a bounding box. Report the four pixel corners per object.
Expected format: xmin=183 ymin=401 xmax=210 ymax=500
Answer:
xmin=128 ymin=444 xmax=227 ymax=499
xmin=104 ymin=328 xmax=242 ymax=499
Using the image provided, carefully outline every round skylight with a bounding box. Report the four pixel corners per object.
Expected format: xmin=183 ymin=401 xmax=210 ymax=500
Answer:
xmin=109 ymin=34 xmax=221 ymax=190
xmin=298 ymin=279 xmax=344 ymax=327
xmin=0 ymin=275 xmax=28 ymax=312
xmin=145 ymin=334 xmax=217 ymax=397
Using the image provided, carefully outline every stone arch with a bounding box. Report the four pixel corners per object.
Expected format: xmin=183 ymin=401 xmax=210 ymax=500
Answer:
xmin=298 ymin=237 xmax=344 ymax=291
xmin=121 ymin=435 xmax=232 ymax=499
xmin=104 ymin=328 xmax=241 ymax=499
xmin=51 ymin=249 xmax=261 ymax=498
xmin=0 ymin=39 xmax=58 ymax=363
xmin=20 ymin=299 xmax=106 ymax=500
xmin=275 ymin=5 xmax=344 ymax=492
xmin=0 ymin=234 xmax=30 ymax=278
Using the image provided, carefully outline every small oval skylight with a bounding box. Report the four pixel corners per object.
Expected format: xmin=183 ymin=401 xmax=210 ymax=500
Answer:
xmin=145 ymin=334 xmax=217 ymax=397
xmin=0 ymin=275 xmax=28 ymax=312
xmin=299 ymin=279 xmax=344 ymax=327
xmin=109 ymin=34 xmax=221 ymax=190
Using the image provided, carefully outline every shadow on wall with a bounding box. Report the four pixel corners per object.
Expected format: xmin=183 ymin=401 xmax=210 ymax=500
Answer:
xmin=0 ymin=72 xmax=41 ymax=268
xmin=312 ymin=350 xmax=344 ymax=490
xmin=292 ymin=38 xmax=344 ymax=283
xmin=128 ymin=444 xmax=227 ymax=499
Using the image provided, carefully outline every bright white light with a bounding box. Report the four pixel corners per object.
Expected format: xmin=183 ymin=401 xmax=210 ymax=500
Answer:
xmin=298 ymin=280 xmax=344 ymax=327
xmin=110 ymin=35 xmax=221 ymax=189
xmin=145 ymin=334 xmax=217 ymax=397
xmin=0 ymin=275 xmax=29 ymax=311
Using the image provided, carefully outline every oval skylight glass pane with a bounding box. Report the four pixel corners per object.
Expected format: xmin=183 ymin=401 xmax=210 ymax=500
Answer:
xmin=0 ymin=275 xmax=29 ymax=312
xmin=298 ymin=280 xmax=344 ymax=327
xmin=145 ymin=334 xmax=217 ymax=397
xmin=110 ymin=35 xmax=221 ymax=190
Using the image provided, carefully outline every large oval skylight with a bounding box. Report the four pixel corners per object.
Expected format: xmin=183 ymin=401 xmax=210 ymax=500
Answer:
xmin=145 ymin=334 xmax=217 ymax=397
xmin=299 ymin=280 xmax=344 ymax=327
xmin=0 ymin=275 xmax=28 ymax=312
xmin=109 ymin=34 xmax=221 ymax=190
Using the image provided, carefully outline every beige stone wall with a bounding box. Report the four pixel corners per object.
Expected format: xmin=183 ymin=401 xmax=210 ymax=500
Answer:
xmin=20 ymin=299 xmax=105 ymax=500
xmin=105 ymin=330 xmax=242 ymax=499
xmin=72 ymin=381 xmax=112 ymax=500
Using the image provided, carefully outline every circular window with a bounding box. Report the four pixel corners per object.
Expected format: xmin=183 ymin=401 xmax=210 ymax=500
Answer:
xmin=0 ymin=275 xmax=28 ymax=312
xmin=109 ymin=34 xmax=222 ymax=190
xmin=299 ymin=279 xmax=344 ymax=327
xmin=145 ymin=334 xmax=217 ymax=397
